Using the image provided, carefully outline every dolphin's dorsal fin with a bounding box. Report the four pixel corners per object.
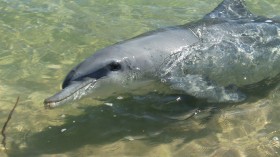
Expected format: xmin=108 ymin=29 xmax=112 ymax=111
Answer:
xmin=204 ymin=0 xmax=255 ymax=19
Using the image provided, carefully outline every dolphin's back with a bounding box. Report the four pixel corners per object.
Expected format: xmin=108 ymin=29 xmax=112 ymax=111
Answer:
xmin=197 ymin=19 xmax=279 ymax=85
xmin=163 ymin=19 xmax=280 ymax=87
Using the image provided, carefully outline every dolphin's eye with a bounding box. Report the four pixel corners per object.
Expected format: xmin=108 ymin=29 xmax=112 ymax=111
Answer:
xmin=109 ymin=61 xmax=122 ymax=71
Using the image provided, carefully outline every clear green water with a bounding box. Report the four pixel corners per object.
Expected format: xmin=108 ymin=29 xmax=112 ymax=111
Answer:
xmin=0 ymin=0 xmax=280 ymax=156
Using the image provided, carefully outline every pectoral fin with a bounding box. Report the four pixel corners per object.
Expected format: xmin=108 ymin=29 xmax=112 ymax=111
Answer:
xmin=168 ymin=75 xmax=246 ymax=103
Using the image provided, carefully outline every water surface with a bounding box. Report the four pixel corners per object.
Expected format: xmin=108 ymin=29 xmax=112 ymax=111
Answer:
xmin=0 ymin=0 xmax=280 ymax=156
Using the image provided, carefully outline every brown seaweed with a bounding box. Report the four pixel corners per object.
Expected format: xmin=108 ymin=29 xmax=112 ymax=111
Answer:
xmin=1 ymin=96 xmax=20 ymax=150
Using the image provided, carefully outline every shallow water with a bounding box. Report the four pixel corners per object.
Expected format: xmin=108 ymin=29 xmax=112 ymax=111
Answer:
xmin=0 ymin=0 xmax=280 ymax=156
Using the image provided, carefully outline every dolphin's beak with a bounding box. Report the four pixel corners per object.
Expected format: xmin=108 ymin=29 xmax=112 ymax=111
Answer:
xmin=44 ymin=79 xmax=97 ymax=109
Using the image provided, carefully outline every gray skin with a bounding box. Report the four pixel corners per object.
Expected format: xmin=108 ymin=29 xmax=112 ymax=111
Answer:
xmin=44 ymin=0 xmax=280 ymax=108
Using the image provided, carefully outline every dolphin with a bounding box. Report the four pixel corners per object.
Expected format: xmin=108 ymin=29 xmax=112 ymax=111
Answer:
xmin=44 ymin=0 xmax=280 ymax=108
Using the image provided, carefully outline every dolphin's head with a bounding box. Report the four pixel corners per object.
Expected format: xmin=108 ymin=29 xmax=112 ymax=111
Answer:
xmin=44 ymin=44 xmax=156 ymax=108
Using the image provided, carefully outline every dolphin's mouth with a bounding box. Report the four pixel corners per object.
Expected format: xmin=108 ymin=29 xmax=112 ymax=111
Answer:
xmin=44 ymin=79 xmax=97 ymax=109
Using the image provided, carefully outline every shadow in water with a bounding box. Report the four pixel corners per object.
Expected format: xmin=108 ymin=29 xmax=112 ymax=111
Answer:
xmin=7 ymin=75 xmax=280 ymax=156
xmin=7 ymin=93 xmax=217 ymax=156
